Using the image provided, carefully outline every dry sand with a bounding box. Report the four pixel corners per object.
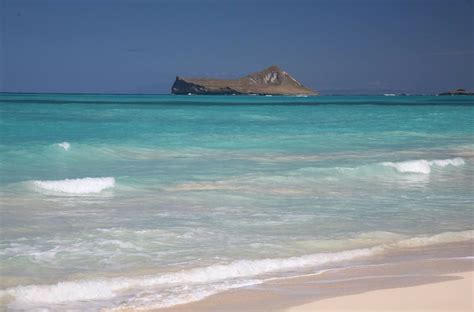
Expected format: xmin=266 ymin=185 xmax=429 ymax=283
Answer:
xmin=287 ymin=271 xmax=473 ymax=312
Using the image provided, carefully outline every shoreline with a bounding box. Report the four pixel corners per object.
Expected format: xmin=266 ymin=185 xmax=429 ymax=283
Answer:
xmin=159 ymin=241 xmax=473 ymax=312
xmin=287 ymin=271 xmax=473 ymax=312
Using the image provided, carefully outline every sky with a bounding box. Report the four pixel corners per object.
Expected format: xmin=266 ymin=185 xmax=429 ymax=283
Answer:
xmin=0 ymin=0 xmax=473 ymax=94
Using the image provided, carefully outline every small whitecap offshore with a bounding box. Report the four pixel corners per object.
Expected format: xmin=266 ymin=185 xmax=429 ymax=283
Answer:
xmin=56 ymin=142 xmax=70 ymax=151
xmin=33 ymin=177 xmax=115 ymax=194
xmin=382 ymin=159 xmax=432 ymax=174
xmin=382 ymin=157 xmax=465 ymax=174
xmin=430 ymin=157 xmax=465 ymax=167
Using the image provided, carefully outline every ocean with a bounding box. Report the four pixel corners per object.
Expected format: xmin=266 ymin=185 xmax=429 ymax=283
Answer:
xmin=0 ymin=94 xmax=473 ymax=311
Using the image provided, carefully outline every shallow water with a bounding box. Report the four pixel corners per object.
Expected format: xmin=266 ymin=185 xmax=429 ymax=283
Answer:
xmin=0 ymin=94 xmax=473 ymax=310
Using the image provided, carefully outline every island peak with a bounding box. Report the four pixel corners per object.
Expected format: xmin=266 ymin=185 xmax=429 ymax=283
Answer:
xmin=171 ymin=66 xmax=317 ymax=95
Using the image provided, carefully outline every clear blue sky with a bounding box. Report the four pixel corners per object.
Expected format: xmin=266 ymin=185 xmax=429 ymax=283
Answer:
xmin=1 ymin=0 xmax=473 ymax=94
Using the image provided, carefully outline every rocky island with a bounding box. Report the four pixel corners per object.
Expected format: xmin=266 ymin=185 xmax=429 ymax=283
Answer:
xmin=171 ymin=65 xmax=317 ymax=96
xmin=438 ymin=88 xmax=474 ymax=96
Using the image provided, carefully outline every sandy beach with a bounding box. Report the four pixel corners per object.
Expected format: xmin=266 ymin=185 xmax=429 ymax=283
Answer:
xmin=287 ymin=271 xmax=473 ymax=312
xmin=160 ymin=242 xmax=473 ymax=312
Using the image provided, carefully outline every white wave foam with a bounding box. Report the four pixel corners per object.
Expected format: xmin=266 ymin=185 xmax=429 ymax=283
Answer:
xmin=2 ymin=230 xmax=472 ymax=308
xmin=56 ymin=142 xmax=70 ymax=151
xmin=108 ymin=279 xmax=262 ymax=311
xmin=1 ymin=248 xmax=378 ymax=305
xmin=382 ymin=157 xmax=464 ymax=174
xmin=33 ymin=177 xmax=115 ymax=194
xmin=430 ymin=158 xmax=465 ymax=167
xmin=383 ymin=160 xmax=431 ymax=174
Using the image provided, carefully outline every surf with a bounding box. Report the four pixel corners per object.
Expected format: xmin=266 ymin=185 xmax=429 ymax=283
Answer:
xmin=382 ymin=157 xmax=465 ymax=174
xmin=2 ymin=230 xmax=471 ymax=310
xmin=32 ymin=177 xmax=115 ymax=194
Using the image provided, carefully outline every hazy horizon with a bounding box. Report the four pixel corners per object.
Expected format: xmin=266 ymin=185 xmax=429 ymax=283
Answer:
xmin=1 ymin=0 xmax=473 ymax=95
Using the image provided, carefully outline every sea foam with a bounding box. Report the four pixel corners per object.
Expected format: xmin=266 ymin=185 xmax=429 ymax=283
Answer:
xmin=33 ymin=177 xmax=115 ymax=194
xmin=382 ymin=157 xmax=465 ymax=174
xmin=2 ymin=230 xmax=472 ymax=307
xmin=2 ymin=247 xmax=377 ymax=305
xmin=56 ymin=142 xmax=70 ymax=151
xmin=109 ymin=279 xmax=263 ymax=311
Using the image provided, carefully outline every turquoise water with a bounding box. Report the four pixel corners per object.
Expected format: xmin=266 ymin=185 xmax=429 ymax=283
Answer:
xmin=0 ymin=94 xmax=473 ymax=310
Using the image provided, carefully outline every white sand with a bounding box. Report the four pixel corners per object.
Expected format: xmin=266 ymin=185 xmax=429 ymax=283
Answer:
xmin=286 ymin=271 xmax=473 ymax=312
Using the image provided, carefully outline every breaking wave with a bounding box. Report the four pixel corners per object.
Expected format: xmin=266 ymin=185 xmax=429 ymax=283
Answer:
xmin=32 ymin=177 xmax=115 ymax=194
xmin=169 ymin=157 xmax=467 ymax=195
xmin=0 ymin=248 xmax=379 ymax=305
xmin=56 ymin=142 xmax=70 ymax=151
xmin=1 ymin=230 xmax=472 ymax=310
xmin=382 ymin=157 xmax=465 ymax=174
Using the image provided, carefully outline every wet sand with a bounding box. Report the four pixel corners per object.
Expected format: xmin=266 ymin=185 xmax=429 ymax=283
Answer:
xmin=160 ymin=241 xmax=473 ymax=312
xmin=287 ymin=271 xmax=472 ymax=311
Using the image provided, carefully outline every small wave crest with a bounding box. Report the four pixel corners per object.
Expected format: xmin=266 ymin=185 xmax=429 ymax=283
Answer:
xmin=393 ymin=230 xmax=473 ymax=248
xmin=32 ymin=177 xmax=115 ymax=194
xmin=382 ymin=157 xmax=464 ymax=174
xmin=56 ymin=142 xmax=70 ymax=151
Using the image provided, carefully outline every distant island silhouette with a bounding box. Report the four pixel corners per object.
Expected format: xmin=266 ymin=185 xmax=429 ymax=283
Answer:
xmin=438 ymin=88 xmax=474 ymax=96
xmin=171 ymin=65 xmax=317 ymax=96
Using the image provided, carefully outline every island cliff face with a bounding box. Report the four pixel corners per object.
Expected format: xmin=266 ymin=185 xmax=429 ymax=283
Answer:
xmin=171 ymin=66 xmax=317 ymax=95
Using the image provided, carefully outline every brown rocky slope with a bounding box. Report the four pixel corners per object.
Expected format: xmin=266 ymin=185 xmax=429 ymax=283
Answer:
xmin=171 ymin=65 xmax=317 ymax=95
